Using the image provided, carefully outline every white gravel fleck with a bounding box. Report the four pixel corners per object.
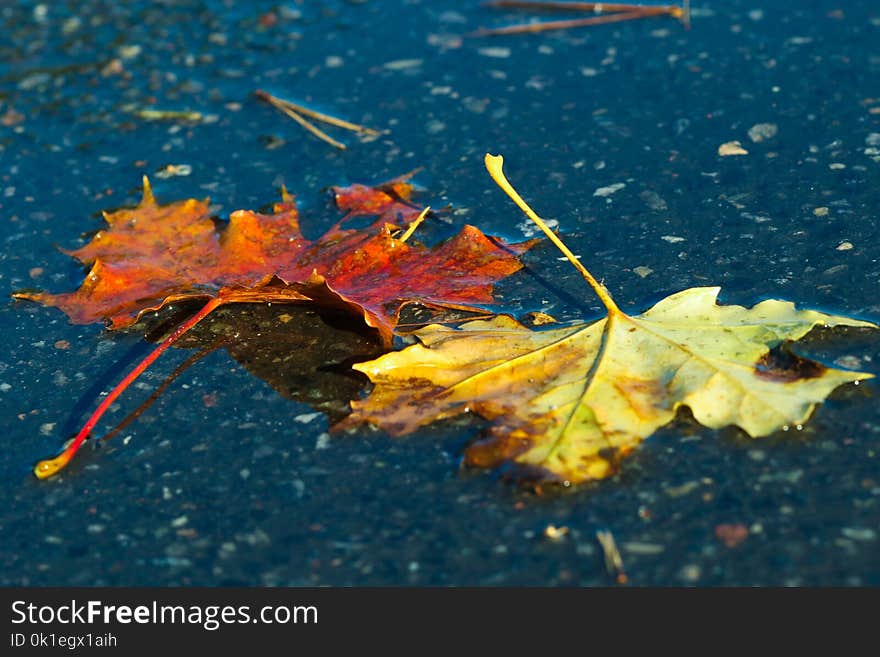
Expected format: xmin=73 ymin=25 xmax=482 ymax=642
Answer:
xmin=478 ymin=47 xmax=511 ymax=59
xmin=382 ymin=59 xmax=423 ymax=71
xmin=718 ymin=141 xmax=748 ymax=156
xmin=623 ymin=542 xmax=665 ymax=555
xmin=593 ymin=182 xmax=625 ymax=197
xmin=747 ymin=122 xmax=778 ymax=143
xmin=842 ymin=527 xmax=876 ymax=542
xmin=518 ymin=217 xmax=558 ymax=238
xmin=18 ymin=72 xmax=50 ymax=90
xmin=679 ymin=564 xmax=701 ymax=582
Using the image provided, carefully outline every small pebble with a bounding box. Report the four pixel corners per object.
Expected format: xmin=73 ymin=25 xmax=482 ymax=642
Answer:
xmin=747 ymin=123 xmax=778 ymax=143
xmin=478 ymin=47 xmax=511 ymax=59
xmin=834 ymin=355 xmax=862 ymax=369
xmin=718 ymin=141 xmax=748 ymax=156
xmin=156 ymin=164 xmax=192 ymax=179
xmin=383 ymin=59 xmax=423 ymax=71
xmin=715 ymin=523 xmax=749 ymax=548
xmin=841 ymin=527 xmax=876 ymax=542
xmin=679 ymin=564 xmax=702 ymax=582
xmin=593 ymin=183 xmax=625 ymax=197
xmin=544 ymin=525 xmax=569 ymax=541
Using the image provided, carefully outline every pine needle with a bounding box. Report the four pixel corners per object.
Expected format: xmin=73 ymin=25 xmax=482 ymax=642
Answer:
xmin=255 ymin=90 xmax=381 ymax=151
xmin=473 ymin=1 xmax=688 ymax=37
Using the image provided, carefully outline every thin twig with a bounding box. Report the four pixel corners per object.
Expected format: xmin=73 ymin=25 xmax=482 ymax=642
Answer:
xmin=259 ymin=92 xmax=380 ymax=136
xmin=276 ymin=103 xmax=348 ymax=150
xmin=475 ymin=1 xmax=687 ymax=36
xmin=262 ymin=96 xmax=348 ymax=150
xmin=484 ymin=1 xmax=679 ymax=16
xmin=255 ymin=90 xmax=380 ymax=151
xmin=472 ymin=8 xmax=664 ymax=36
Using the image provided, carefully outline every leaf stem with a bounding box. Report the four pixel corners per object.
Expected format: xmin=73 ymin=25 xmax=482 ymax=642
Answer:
xmin=484 ymin=154 xmax=621 ymax=315
xmin=33 ymin=296 xmax=224 ymax=479
xmin=398 ymin=206 xmax=431 ymax=243
xmin=99 ymin=340 xmax=222 ymax=445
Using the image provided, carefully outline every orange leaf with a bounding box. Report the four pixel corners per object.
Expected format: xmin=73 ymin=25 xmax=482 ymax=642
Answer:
xmin=15 ymin=173 xmax=533 ymax=345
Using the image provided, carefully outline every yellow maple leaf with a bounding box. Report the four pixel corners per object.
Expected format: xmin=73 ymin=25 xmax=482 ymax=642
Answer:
xmin=341 ymin=155 xmax=876 ymax=485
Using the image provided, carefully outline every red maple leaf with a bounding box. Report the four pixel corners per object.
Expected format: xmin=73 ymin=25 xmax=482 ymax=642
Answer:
xmin=15 ymin=173 xmax=533 ymax=478
xmin=16 ymin=173 xmax=529 ymax=344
